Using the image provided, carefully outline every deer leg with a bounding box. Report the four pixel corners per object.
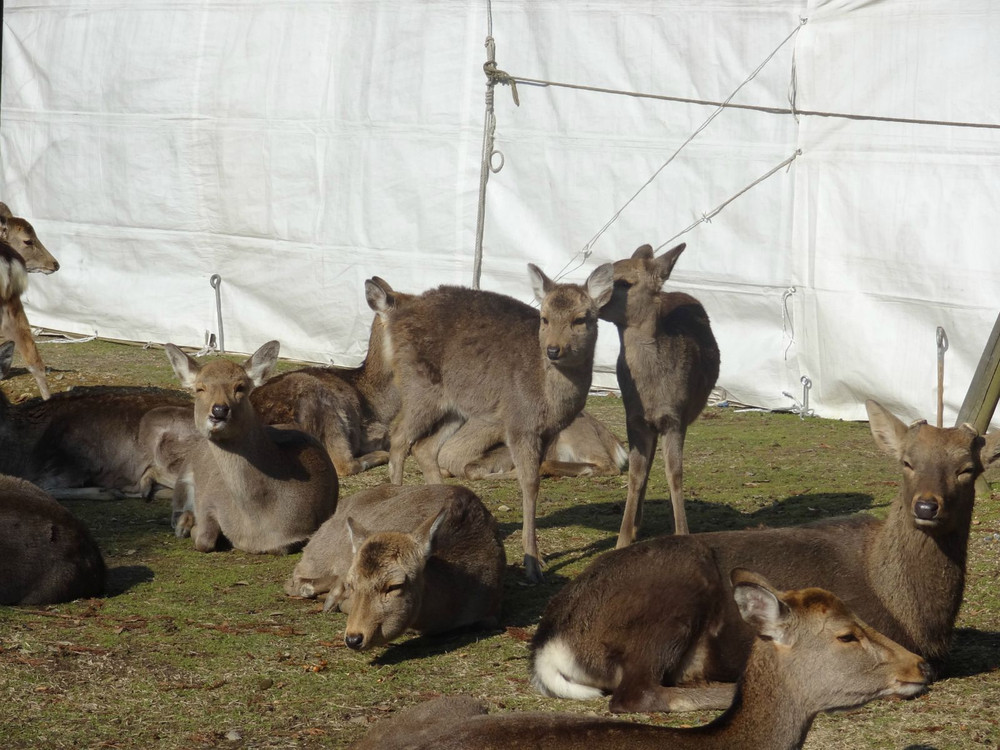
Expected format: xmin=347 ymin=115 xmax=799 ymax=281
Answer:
xmin=509 ymin=433 xmax=544 ymax=583
xmin=618 ymin=422 xmax=657 ymax=549
xmin=193 ymin=512 xmax=222 ymax=553
xmin=411 ymin=417 xmax=463 ymax=483
xmin=660 ymin=424 xmax=689 ymax=534
xmin=443 ymin=418 xmax=507 ymax=478
xmin=0 ymin=339 xmax=13 ymax=378
xmin=2 ymin=298 xmax=50 ymax=399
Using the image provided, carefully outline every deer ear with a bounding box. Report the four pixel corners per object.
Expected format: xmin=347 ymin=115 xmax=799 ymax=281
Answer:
xmin=654 ymin=243 xmax=686 ymax=283
xmin=631 ymin=244 xmax=654 ymax=260
xmin=527 ymin=263 xmax=555 ymax=304
xmin=413 ymin=508 xmax=449 ymax=559
xmin=244 ymin=340 xmax=280 ymax=386
xmin=164 ymin=344 xmax=201 ymax=389
xmin=585 ymin=263 xmax=614 ymax=308
xmin=866 ymin=400 xmax=909 ymax=459
xmin=732 ymin=568 xmax=792 ymax=644
xmin=365 ymin=277 xmax=395 ymax=316
xmin=346 ymin=517 xmax=372 ymax=555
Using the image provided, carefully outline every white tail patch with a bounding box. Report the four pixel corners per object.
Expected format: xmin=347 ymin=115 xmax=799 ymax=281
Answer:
xmin=612 ymin=441 xmax=629 ymax=471
xmin=0 ymin=253 xmax=28 ymax=301
xmin=531 ymin=638 xmax=606 ymax=700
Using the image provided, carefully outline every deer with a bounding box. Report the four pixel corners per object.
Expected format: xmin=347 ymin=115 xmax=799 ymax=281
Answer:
xmin=0 ymin=386 xmax=195 ymax=499
xmin=165 ymin=340 xmax=338 ymax=554
xmin=598 ymin=243 xmax=719 ymax=544
xmin=1 ymin=473 xmax=106 ymax=605
xmin=285 ymin=483 xmax=505 ymax=650
xmin=366 ymin=263 xmax=614 ymax=582
xmin=438 ymin=410 xmax=628 ymax=480
xmin=0 ymin=203 xmax=59 ymax=397
xmin=250 ymin=302 xmax=399 ymax=477
xmin=349 ymin=569 xmax=929 ymax=750
xmin=529 ymin=399 xmax=998 ymax=713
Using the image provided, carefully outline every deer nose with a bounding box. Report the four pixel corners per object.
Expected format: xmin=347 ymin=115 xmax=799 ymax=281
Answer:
xmin=913 ymin=497 xmax=940 ymax=521
xmin=546 ymin=346 xmax=561 ymax=360
xmin=344 ymin=633 xmax=364 ymax=650
xmin=210 ymin=404 xmax=230 ymax=421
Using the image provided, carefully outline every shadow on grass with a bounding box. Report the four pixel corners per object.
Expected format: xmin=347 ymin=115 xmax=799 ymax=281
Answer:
xmin=371 ymin=623 xmax=508 ymax=666
xmin=104 ymin=564 xmax=155 ymax=597
xmin=944 ymin=628 xmax=1000 ymax=679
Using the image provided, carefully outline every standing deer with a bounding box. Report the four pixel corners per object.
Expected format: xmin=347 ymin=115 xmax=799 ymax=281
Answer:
xmin=1 ymin=474 xmax=106 ymax=605
xmin=367 ymin=264 xmax=613 ymax=582
xmin=166 ymin=341 xmax=338 ymax=554
xmin=530 ymin=400 xmax=998 ymax=712
xmin=0 ymin=385 xmax=194 ymax=498
xmin=0 ymin=203 xmax=59 ymax=397
xmin=350 ymin=570 xmax=929 ymax=750
xmin=251 ymin=304 xmax=398 ymax=477
xmin=285 ymin=484 xmax=505 ymax=649
xmin=598 ymin=243 xmax=719 ymax=543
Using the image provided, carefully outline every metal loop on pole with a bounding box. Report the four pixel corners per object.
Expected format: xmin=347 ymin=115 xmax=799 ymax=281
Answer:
xmin=210 ymin=273 xmax=225 ymax=354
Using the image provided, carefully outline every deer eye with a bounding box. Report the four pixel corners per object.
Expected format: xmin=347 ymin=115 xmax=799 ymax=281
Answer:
xmin=572 ymin=317 xmax=587 ymax=326
xmin=902 ymin=460 xmax=914 ymax=471
xmin=234 ymin=383 xmax=246 ymax=394
xmin=383 ymin=582 xmax=405 ymax=595
xmin=540 ymin=317 xmax=549 ymax=325
xmin=837 ymin=633 xmax=859 ymax=643
xmin=956 ymin=466 xmax=975 ymax=478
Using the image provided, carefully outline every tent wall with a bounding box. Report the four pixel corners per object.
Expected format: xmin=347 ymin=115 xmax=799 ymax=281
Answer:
xmin=2 ymin=0 xmax=998 ymax=426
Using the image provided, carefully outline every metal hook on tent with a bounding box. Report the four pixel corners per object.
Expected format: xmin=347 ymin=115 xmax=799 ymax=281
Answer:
xmin=210 ymin=274 xmax=225 ymax=354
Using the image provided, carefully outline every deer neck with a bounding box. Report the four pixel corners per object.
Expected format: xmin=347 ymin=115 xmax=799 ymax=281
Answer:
xmin=867 ymin=495 xmax=968 ymax=660
xmin=699 ymin=647 xmax=813 ymax=750
xmin=541 ymin=352 xmax=593 ymax=424
xmin=205 ymin=417 xmax=283 ymax=483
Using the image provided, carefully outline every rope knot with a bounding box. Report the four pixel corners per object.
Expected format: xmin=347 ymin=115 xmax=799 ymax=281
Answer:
xmin=483 ymin=61 xmax=520 ymax=106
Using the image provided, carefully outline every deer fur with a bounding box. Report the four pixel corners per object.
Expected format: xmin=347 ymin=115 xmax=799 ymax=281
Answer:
xmin=0 ymin=474 xmax=105 ymax=605
xmin=439 ymin=410 xmax=628 ymax=480
xmin=165 ymin=341 xmax=338 ymax=554
xmin=285 ymin=484 xmax=505 ymax=649
xmin=0 ymin=386 xmax=194 ymax=498
xmin=598 ymin=243 xmax=719 ymax=542
xmin=530 ymin=399 xmax=999 ymax=713
xmin=0 ymin=203 xmax=59 ymax=274
xmin=367 ymin=264 xmax=613 ymax=582
xmin=251 ymin=310 xmax=398 ymax=476
xmin=350 ymin=570 xmax=928 ymax=750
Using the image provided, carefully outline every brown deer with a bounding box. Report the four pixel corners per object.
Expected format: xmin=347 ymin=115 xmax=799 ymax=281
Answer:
xmin=165 ymin=341 xmax=338 ymax=554
xmin=438 ymin=410 xmax=628 ymax=480
xmin=0 ymin=386 xmax=194 ymax=498
xmin=349 ymin=569 xmax=929 ymax=750
xmin=286 ymin=484 xmax=505 ymax=649
xmin=530 ymin=399 xmax=998 ymax=712
xmin=367 ymin=264 xmax=613 ymax=582
xmin=598 ymin=243 xmax=719 ymax=543
xmin=0 ymin=203 xmax=59 ymax=397
xmin=1 ymin=474 xmax=105 ymax=605
xmin=250 ymin=304 xmax=399 ymax=477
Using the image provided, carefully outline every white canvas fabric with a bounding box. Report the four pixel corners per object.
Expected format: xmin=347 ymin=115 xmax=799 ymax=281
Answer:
xmin=2 ymin=0 xmax=998 ymax=426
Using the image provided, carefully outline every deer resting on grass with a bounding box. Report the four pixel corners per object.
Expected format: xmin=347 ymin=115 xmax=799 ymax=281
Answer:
xmin=285 ymin=484 xmax=505 ymax=650
xmin=350 ymin=569 xmax=929 ymax=750
xmin=0 ymin=474 xmax=105 ymax=604
xmin=166 ymin=341 xmax=338 ymax=554
xmin=367 ymin=264 xmax=613 ymax=582
xmin=598 ymin=242 xmax=719 ymax=543
xmin=529 ymin=399 xmax=998 ymax=713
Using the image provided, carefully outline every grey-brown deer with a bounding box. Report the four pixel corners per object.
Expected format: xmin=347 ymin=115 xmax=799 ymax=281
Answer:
xmin=1 ymin=473 xmax=106 ymax=605
xmin=166 ymin=341 xmax=338 ymax=554
xmin=349 ymin=569 xmax=929 ymax=750
xmin=367 ymin=264 xmax=613 ymax=582
xmin=251 ymin=285 xmax=400 ymax=476
xmin=0 ymin=386 xmax=194 ymax=498
xmin=598 ymin=243 xmax=719 ymax=543
xmin=530 ymin=399 xmax=997 ymax=713
xmin=286 ymin=484 xmax=505 ymax=649
xmin=0 ymin=203 xmax=59 ymax=396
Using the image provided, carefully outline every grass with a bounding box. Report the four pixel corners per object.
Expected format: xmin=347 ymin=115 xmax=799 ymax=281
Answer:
xmin=1 ymin=340 xmax=999 ymax=749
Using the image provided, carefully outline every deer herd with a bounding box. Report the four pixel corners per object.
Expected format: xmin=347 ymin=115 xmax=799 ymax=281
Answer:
xmin=1 ymin=202 xmax=997 ymax=749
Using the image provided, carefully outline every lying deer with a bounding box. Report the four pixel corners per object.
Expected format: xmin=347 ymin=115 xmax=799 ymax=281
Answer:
xmin=166 ymin=341 xmax=338 ymax=554
xmin=367 ymin=264 xmax=613 ymax=582
xmin=598 ymin=243 xmax=719 ymax=542
xmin=0 ymin=386 xmax=194 ymax=498
xmin=0 ymin=203 xmax=59 ymax=396
xmin=350 ymin=569 xmax=929 ymax=750
xmin=438 ymin=410 xmax=628 ymax=480
xmin=285 ymin=484 xmax=505 ymax=649
xmin=530 ymin=399 xmax=998 ymax=712
xmin=251 ymin=302 xmax=398 ymax=477
xmin=1 ymin=473 xmax=105 ymax=605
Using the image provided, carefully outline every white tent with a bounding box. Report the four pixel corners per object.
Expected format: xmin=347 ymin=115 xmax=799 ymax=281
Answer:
xmin=3 ymin=0 xmax=998 ymax=426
